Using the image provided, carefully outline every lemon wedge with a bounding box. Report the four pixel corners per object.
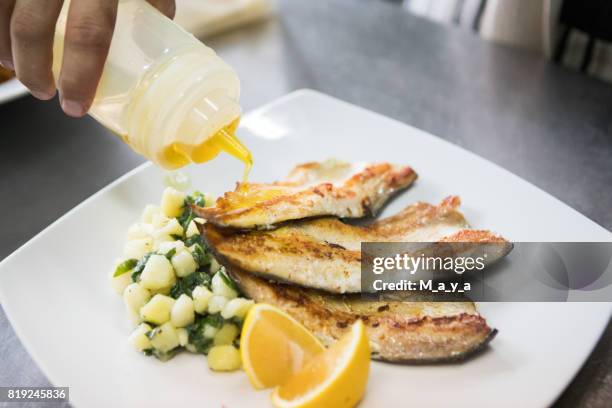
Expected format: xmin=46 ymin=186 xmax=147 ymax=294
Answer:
xmin=240 ymin=304 xmax=325 ymax=389
xmin=271 ymin=320 xmax=370 ymax=408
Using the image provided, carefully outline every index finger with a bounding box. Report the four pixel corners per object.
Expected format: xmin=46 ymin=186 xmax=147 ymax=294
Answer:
xmin=58 ymin=0 xmax=118 ymax=117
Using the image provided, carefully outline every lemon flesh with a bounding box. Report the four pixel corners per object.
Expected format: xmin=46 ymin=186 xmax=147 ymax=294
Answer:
xmin=240 ymin=304 xmax=325 ymax=389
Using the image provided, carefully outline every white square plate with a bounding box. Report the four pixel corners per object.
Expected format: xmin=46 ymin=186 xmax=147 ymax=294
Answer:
xmin=1 ymin=90 xmax=610 ymax=408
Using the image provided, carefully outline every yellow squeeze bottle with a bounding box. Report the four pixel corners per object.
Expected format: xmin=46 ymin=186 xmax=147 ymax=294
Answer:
xmin=51 ymin=0 xmax=251 ymax=175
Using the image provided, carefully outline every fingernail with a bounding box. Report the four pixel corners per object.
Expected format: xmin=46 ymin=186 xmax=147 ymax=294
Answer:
xmin=0 ymin=60 xmax=14 ymax=70
xmin=30 ymin=89 xmax=56 ymax=101
xmin=61 ymin=99 xmax=86 ymax=117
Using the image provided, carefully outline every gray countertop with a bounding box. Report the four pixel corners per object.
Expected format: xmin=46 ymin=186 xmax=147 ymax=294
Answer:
xmin=1 ymin=0 xmax=611 ymax=406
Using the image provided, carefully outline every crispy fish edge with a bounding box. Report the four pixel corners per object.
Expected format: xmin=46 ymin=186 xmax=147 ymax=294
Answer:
xmin=228 ymin=267 xmax=497 ymax=363
xmin=195 ymin=162 xmax=417 ymax=229
xmin=202 ymin=197 xmax=513 ymax=294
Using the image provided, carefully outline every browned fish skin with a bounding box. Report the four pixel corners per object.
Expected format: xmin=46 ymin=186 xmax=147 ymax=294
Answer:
xmin=203 ymin=196 xmax=512 ymax=293
xmin=195 ymin=161 xmax=417 ymax=229
xmin=229 ymin=267 xmax=497 ymax=363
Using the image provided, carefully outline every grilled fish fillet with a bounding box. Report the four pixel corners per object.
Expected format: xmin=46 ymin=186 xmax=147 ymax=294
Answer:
xmin=195 ymin=160 xmax=417 ymax=229
xmin=203 ymin=196 xmax=512 ymax=293
xmin=229 ymin=267 xmax=497 ymax=363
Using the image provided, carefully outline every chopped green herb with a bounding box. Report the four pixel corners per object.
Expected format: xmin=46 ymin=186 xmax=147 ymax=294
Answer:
xmin=180 ymin=212 xmax=195 ymax=232
xmin=229 ymin=315 xmax=247 ymax=327
xmin=113 ymin=259 xmax=138 ymax=277
xmin=184 ymin=234 xmax=204 ymax=247
xmin=218 ymin=268 xmax=240 ymax=293
xmin=178 ymin=192 xmax=206 ymax=231
xmin=185 ymin=191 xmax=206 ymax=208
xmin=190 ymin=335 xmax=212 ymax=355
xmin=164 ymin=248 xmax=177 ymax=260
xmin=131 ymin=252 xmax=153 ymax=282
xmin=170 ymin=233 xmax=183 ymax=241
xmin=153 ymin=348 xmax=180 ymax=361
xmin=203 ymin=313 xmax=224 ymax=328
xmin=145 ymin=329 xmax=156 ymax=340
xmin=191 ymin=243 xmax=211 ymax=267
xmin=187 ymin=313 xmax=223 ymax=354
xmin=170 ymin=271 xmax=212 ymax=299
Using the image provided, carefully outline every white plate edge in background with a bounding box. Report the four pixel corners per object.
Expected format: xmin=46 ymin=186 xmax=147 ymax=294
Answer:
xmin=0 ymin=78 xmax=28 ymax=105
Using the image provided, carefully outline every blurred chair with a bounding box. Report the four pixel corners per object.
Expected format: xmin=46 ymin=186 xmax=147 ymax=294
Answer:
xmin=553 ymin=0 xmax=612 ymax=72
xmin=402 ymin=0 xmax=548 ymax=52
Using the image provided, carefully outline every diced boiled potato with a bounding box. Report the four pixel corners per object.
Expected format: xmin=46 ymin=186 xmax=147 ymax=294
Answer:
xmin=161 ymin=187 xmax=186 ymax=218
xmin=153 ymin=218 xmax=184 ymax=242
xmin=157 ymin=242 xmax=174 ymax=254
xmin=153 ymin=237 xmax=171 ymax=248
xmin=192 ymin=286 xmax=213 ymax=314
xmin=147 ymin=286 xmax=172 ymax=296
xmin=171 ymin=250 xmax=198 ymax=277
xmin=142 ymin=204 xmax=161 ymax=223
xmin=157 ymin=240 xmax=185 ymax=255
xmin=221 ymin=298 xmax=254 ymax=320
xmin=149 ymin=322 xmax=180 ymax=353
xmin=123 ymin=283 xmax=151 ymax=312
xmin=177 ymin=328 xmax=189 ymax=347
xmin=203 ymin=324 xmax=219 ymax=338
xmin=126 ymin=223 xmax=151 ymax=240
xmin=171 ymin=294 xmax=195 ymax=327
xmin=213 ymin=323 xmax=239 ymax=346
xmin=165 ymin=218 xmax=184 ymax=236
xmin=152 ymin=213 xmax=170 ymax=229
xmin=127 ymin=308 xmax=142 ymax=326
xmin=129 ymin=323 xmax=152 ymax=351
xmin=140 ymin=255 xmax=176 ymax=291
xmin=207 ymin=295 xmax=228 ymax=314
xmin=111 ymin=267 xmax=133 ymax=295
xmin=123 ymin=237 xmax=153 ymax=260
xmin=140 ymin=294 xmax=175 ymax=325
xmin=185 ymin=343 xmax=197 ymax=353
xmin=186 ymin=220 xmax=199 ymax=238
xmin=207 ymin=345 xmax=241 ymax=371
xmin=142 ymin=223 xmax=154 ymax=235
xmin=212 ymin=272 xmax=238 ymax=299
xmin=209 ymin=257 xmax=222 ymax=274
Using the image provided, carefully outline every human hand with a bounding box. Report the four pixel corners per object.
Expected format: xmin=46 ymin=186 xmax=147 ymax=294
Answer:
xmin=0 ymin=0 xmax=176 ymax=117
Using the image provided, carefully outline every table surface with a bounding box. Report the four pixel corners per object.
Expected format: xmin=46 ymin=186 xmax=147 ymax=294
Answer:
xmin=1 ymin=0 xmax=611 ymax=407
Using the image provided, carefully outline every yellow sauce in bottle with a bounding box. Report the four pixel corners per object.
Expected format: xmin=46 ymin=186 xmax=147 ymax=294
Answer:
xmin=117 ymin=125 xmax=252 ymax=182
xmin=131 ymin=118 xmax=253 ymax=181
